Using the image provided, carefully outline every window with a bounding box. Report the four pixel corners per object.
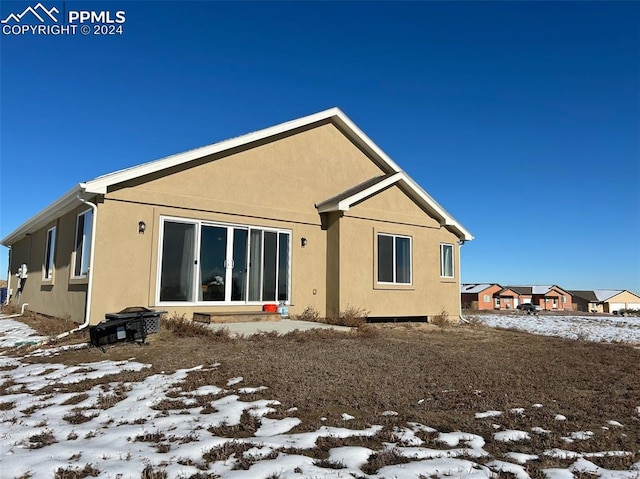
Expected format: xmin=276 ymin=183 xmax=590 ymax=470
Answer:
xmin=158 ymin=218 xmax=290 ymax=304
xmin=74 ymin=210 xmax=93 ymax=277
xmin=43 ymin=226 xmax=56 ymax=280
xmin=440 ymin=243 xmax=454 ymax=278
xmin=483 ymin=294 xmax=490 ymax=303
xmin=377 ymin=233 xmax=412 ymax=284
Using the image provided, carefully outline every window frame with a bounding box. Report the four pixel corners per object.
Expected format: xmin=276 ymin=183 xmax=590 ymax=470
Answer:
xmin=156 ymin=216 xmax=291 ymax=306
xmin=440 ymin=243 xmax=455 ymax=279
xmin=43 ymin=226 xmax=56 ymax=281
xmin=72 ymin=209 xmax=93 ymax=278
xmin=376 ymin=232 xmax=413 ymax=286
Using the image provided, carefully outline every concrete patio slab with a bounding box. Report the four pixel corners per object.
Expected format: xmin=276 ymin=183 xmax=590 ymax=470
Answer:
xmin=205 ymin=319 xmax=352 ymax=336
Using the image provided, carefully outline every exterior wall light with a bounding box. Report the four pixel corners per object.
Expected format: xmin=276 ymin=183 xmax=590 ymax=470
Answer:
xmin=138 ymin=221 xmax=146 ymax=234
xmin=301 ymin=237 xmax=307 ymax=247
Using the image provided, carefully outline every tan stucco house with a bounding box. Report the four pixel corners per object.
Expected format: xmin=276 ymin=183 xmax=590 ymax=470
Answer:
xmin=570 ymin=290 xmax=640 ymax=314
xmin=2 ymin=108 xmax=473 ymax=326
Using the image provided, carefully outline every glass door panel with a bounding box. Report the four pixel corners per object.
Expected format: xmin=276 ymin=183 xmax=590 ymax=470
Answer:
xmin=278 ymin=233 xmax=289 ymax=301
xmin=200 ymin=226 xmax=227 ymax=301
xmin=231 ymin=228 xmax=248 ymax=301
xmin=248 ymin=229 xmax=262 ymax=301
xmin=160 ymin=221 xmax=195 ymax=302
xmin=262 ymin=231 xmax=278 ymax=301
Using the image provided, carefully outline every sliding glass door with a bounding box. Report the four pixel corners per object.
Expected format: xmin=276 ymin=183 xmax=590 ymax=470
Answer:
xmin=159 ymin=221 xmax=196 ymax=302
xmin=159 ymin=218 xmax=290 ymax=304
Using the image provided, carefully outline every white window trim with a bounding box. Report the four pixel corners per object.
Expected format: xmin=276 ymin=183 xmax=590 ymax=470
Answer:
xmin=376 ymin=233 xmax=413 ymax=285
xmin=440 ymin=243 xmax=455 ymax=278
xmin=72 ymin=209 xmax=92 ymax=278
xmin=43 ymin=226 xmax=56 ymax=281
xmin=156 ymin=216 xmax=292 ymax=306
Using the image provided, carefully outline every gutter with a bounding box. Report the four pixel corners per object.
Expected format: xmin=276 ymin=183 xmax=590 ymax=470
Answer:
xmin=56 ymin=195 xmax=98 ymax=340
xmin=5 ymin=246 xmax=11 ymax=305
xmin=458 ymin=240 xmax=471 ymax=324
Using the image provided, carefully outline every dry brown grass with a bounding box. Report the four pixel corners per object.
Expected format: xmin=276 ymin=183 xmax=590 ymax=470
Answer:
xmin=54 ymin=463 xmax=100 ymax=478
xmin=15 ymin=311 xmax=80 ymax=337
xmin=5 ymin=316 xmax=640 ymax=477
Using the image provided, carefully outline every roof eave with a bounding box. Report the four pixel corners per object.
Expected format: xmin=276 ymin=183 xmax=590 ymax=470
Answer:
xmin=1 ymin=185 xmax=87 ymax=246
xmin=83 ymin=107 xmax=401 ymax=194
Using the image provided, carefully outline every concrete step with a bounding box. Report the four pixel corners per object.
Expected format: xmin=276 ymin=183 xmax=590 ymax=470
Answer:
xmin=193 ymin=311 xmax=281 ymax=324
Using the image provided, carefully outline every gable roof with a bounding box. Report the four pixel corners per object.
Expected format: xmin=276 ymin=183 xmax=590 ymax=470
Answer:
xmin=1 ymin=107 xmax=473 ymax=245
xmin=460 ymin=283 xmax=499 ymax=294
xmin=501 ymin=285 xmax=569 ymax=296
xmin=592 ymin=290 xmax=624 ymax=301
xmin=569 ymin=290 xmax=599 ymax=302
xmin=315 ymin=171 xmax=471 ymax=240
xmin=501 ymin=286 xmax=532 ymax=295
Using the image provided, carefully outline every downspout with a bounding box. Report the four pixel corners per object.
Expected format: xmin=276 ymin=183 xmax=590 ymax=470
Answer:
xmin=5 ymin=246 xmax=11 ymax=305
xmin=458 ymin=239 xmax=470 ymax=324
xmin=56 ymin=195 xmax=98 ymax=340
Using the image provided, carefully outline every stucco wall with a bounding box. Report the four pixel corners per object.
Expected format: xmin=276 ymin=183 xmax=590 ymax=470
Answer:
xmin=90 ymin=200 xmax=331 ymax=323
xmin=6 ymin=205 xmax=89 ymax=323
xmin=334 ymin=185 xmax=462 ymax=320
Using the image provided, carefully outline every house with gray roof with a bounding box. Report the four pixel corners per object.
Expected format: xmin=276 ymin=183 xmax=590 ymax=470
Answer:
xmin=570 ymin=290 xmax=640 ymax=314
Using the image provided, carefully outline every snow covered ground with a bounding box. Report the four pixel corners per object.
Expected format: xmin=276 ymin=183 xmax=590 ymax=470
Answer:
xmin=1 ymin=315 xmax=639 ymax=478
xmin=469 ymin=312 xmax=640 ymax=345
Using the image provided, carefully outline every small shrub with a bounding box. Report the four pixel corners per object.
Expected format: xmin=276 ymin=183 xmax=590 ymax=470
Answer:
xmin=339 ymin=305 xmax=369 ymax=327
xmin=314 ymin=458 xmax=346 ymax=469
xmin=61 ymin=394 xmax=89 ymax=406
xmin=135 ymin=431 xmax=165 ymax=443
xmin=63 ymin=410 xmax=98 ymax=424
xmin=97 ymin=385 xmax=129 ymax=409
xmin=202 ymin=441 xmax=254 ymax=462
xmin=28 ymin=429 xmax=57 ymax=449
xmin=156 ymin=443 xmax=171 ymax=453
xmin=207 ymin=410 xmax=260 ymax=437
xmin=430 ymin=308 xmax=449 ymax=326
xmin=140 ymin=465 xmax=167 ymax=479
xmin=54 ymin=463 xmax=100 ymax=478
xmin=361 ymin=448 xmax=410 ymax=474
xmin=322 ymin=305 xmax=369 ymax=327
xmin=295 ymin=306 xmax=320 ymax=322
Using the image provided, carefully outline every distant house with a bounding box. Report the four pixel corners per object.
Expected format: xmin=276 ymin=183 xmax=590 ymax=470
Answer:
xmin=460 ymin=283 xmax=502 ymax=310
xmin=494 ymin=285 xmax=573 ymax=311
xmin=570 ymin=290 xmax=640 ymax=314
xmin=1 ymin=108 xmax=473 ymax=325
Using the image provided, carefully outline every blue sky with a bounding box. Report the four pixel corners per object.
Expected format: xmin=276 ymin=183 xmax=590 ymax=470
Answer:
xmin=1 ymin=1 xmax=639 ymax=292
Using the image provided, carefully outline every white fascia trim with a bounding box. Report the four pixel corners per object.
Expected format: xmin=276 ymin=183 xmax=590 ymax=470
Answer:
xmin=329 ymin=111 xmax=403 ymax=174
xmin=317 ymin=171 xmax=473 ymax=242
xmin=317 ymin=173 xmax=404 ymax=214
xmin=84 ymin=107 xmax=401 ymax=195
xmin=337 ymin=173 xmax=403 ymax=210
xmin=401 ymin=175 xmax=474 ymax=241
xmin=1 ymin=185 xmax=86 ymax=245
